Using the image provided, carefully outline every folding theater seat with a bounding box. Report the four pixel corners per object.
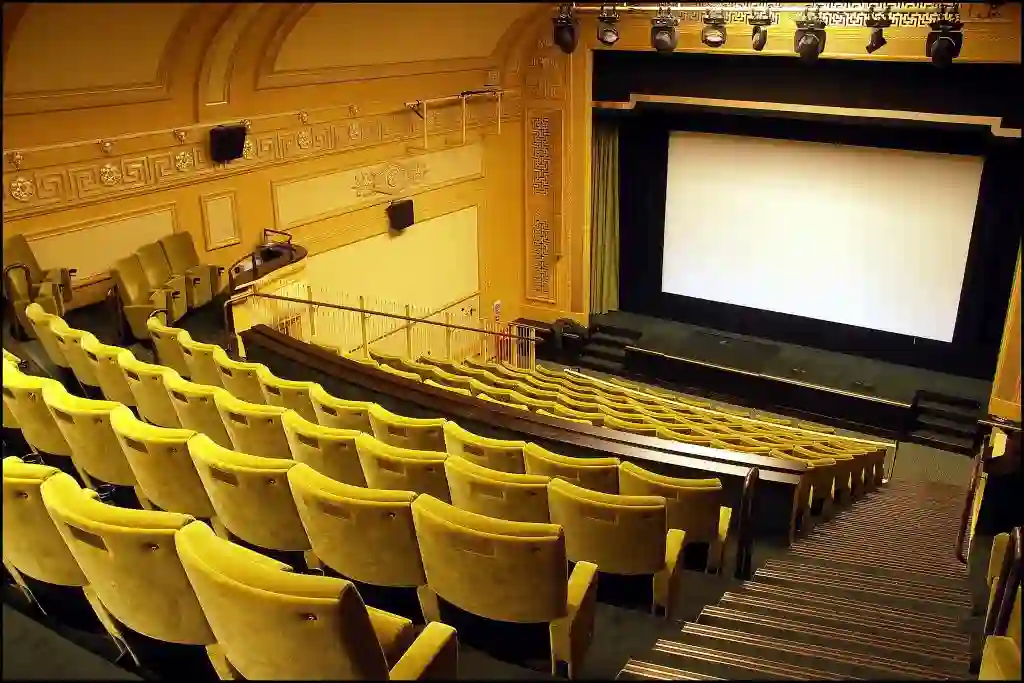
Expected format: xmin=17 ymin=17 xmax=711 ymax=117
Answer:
xmin=355 ymin=434 xmax=451 ymax=502
xmin=508 ymin=390 xmax=557 ymax=413
xmin=523 ymin=443 xmax=620 ymax=494
xmin=23 ymin=303 xmax=76 ymax=387
xmin=343 ymin=351 xmax=380 ymax=367
xmin=547 ymin=478 xmax=684 ymax=618
xmin=793 ymin=443 xmax=857 ymax=505
xmin=211 ymin=346 xmax=267 ymax=404
xmin=214 ymin=391 xmax=291 ymax=459
xmin=477 ymin=392 xmax=529 ymax=410
xmin=2 ymin=360 xmax=82 ymax=480
xmin=256 ymin=367 xmax=318 ymax=422
xmin=456 ymin=365 xmax=520 ymax=391
xmin=425 ymin=379 xmax=472 ymax=396
xmin=288 ymin=463 xmax=437 ymax=622
xmin=602 ymin=414 xmax=659 ymax=437
xmin=49 ymin=325 xmax=105 ymax=399
xmin=1 ymin=352 xmax=28 ymax=456
xmin=118 ymin=350 xmax=181 ymax=428
xmin=158 ymin=232 xmax=222 ymax=309
xmin=769 ymin=450 xmax=837 ymax=531
xmin=80 ymin=336 xmax=137 ymax=408
xmin=164 ymin=373 xmax=232 ymax=449
xmin=175 ymin=521 xmax=458 ymax=680
xmin=442 ymin=422 xmax=526 ymax=473
xmin=2 ymin=234 xmax=73 ymax=338
xmin=109 ymin=406 xmax=215 ymax=520
xmin=415 ymin=355 xmax=460 ymax=373
xmin=310 ymin=384 xmax=374 ymax=432
xmin=655 ymin=427 xmax=717 ymax=447
xmin=558 ymin=393 xmax=603 ymax=413
xmin=136 ymin=241 xmax=192 ymax=312
xmin=3 ymin=457 xmax=124 ymax=641
xmin=537 ymin=409 xmax=591 ymax=425
xmin=512 ymin=382 xmax=560 ymax=404
xmin=283 ymin=410 xmax=366 ymax=486
xmin=426 ymin=367 xmax=475 ymax=393
xmin=979 ymin=584 xmax=1021 ymax=681
xmin=177 ymin=329 xmax=223 ymax=388
xmin=412 ymin=494 xmax=597 ymax=678
xmin=146 ymin=316 xmax=191 ymax=379
xmin=379 ymin=364 xmax=423 ymax=382
xmin=187 ymin=434 xmax=311 ymax=567
xmin=548 ymin=404 xmax=604 ymax=426
xmin=110 ymin=254 xmax=185 ymax=342
xmin=618 ymin=462 xmax=734 ymax=574
xmin=369 ymin=405 xmax=446 ymax=451
xmin=444 ymin=456 xmax=551 ymax=523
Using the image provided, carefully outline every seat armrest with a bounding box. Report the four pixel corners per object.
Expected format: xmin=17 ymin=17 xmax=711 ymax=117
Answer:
xmin=718 ymin=505 xmax=733 ymax=545
xmin=388 ymin=622 xmax=458 ymax=680
xmin=654 ymin=528 xmax=686 ymax=619
xmin=367 ymin=606 xmax=416 ymax=668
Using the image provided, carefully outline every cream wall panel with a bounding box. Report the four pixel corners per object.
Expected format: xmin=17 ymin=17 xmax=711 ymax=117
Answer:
xmin=201 ymin=191 xmax=241 ymax=250
xmin=26 ymin=204 xmax=177 ymax=284
xmin=273 ymin=143 xmax=483 ymax=230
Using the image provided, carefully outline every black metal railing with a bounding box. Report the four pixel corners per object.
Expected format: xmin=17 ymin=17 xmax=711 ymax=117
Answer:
xmin=734 ymin=466 xmax=759 ymax=580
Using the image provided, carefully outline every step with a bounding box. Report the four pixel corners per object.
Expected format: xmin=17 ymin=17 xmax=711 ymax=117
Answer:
xmin=578 ymin=355 xmax=625 ymax=374
xmin=696 ymin=606 xmax=969 ymax=673
xmin=594 ymin=323 xmax=643 ymax=341
xmin=617 ymin=660 xmax=723 ymax=680
xmin=786 ymin=546 xmax=969 ymax=582
xmin=907 ymin=430 xmax=976 ymax=456
xmin=641 ymin=641 xmax=848 ymax=680
xmin=763 ymin=559 xmax=973 ymax=598
xmin=583 ymin=343 xmax=627 ymax=361
xmin=914 ymin=414 xmax=979 ymax=438
xmin=591 ymin=331 xmax=638 ymax=347
xmin=915 ymin=391 xmax=982 ymax=412
xmin=718 ymin=592 xmax=971 ymax=650
xmin=675 ymin=622 xmax=960 ymax=679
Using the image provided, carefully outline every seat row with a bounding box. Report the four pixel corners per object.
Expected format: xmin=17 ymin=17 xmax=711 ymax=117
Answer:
xmin=2 ymin=233 xmax=76 ymax=338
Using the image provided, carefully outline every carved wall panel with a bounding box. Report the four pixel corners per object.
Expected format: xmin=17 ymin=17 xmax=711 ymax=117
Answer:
xmin=525 ymin=110 xmax=562 ymax=304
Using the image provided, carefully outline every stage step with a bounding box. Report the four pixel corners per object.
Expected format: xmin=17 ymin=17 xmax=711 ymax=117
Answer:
xmin=917 ymin=398 xmax=981 ymax=422
xmin=590 ymin=331 xmax=638 ymax=347
xmin=633 ymin=640 xmax=848 ymax=680
xmin=592 ymin=323 xmax=643 ymax=342
xmin=584 ymin=343 xmax=628 ymax=362
xmin=907 ymin=429 xmax=976 ymax=456
xmin=916 ymin=413 xmax=979 ymax=438
xmin=578 ymin=355 xmax=626 ymax=375
xmin=915 ymin=390 xmax=983 ymax=412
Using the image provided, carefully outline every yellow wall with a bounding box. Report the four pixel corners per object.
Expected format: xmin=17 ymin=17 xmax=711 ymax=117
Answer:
xmin=990 ymin=248 xmax=1021 ymax=422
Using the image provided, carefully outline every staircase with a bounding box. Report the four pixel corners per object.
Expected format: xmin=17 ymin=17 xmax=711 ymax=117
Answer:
xmin=578 ymin=323 xmax=643 ymax=375
xmin=619 ymin=480 xmax=980 ymax=680
xmin=908 ymin=390 xmax=985 ymax=457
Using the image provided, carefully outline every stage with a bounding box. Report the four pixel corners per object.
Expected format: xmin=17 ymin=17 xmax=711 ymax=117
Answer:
xmin=563 ymin=310 xmax=991 ymax=453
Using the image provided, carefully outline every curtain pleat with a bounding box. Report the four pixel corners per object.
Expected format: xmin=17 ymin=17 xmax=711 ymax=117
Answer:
xmin=590 ymin=121 xmax=620 ymax=314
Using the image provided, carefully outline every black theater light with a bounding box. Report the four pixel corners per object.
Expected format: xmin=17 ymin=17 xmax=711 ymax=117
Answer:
xmin=793 ymin=7 xmax=827 ymax=64
xmin=701 ymin=9 xmax=727 ymax=48
xmin=597 ymin=4 xmax=620 ymax=46
xmin=926 ymin=4 xmax=964 ymax=68
xmin=748 ymin=10 xmax=771 ymax=51
xmin=553 ymin=4 xmax=579 ymax=54
xmin=650 ymin=4 xmax=680 ymax=53
xmin=865 ymin=5 xmax=891 ymax=54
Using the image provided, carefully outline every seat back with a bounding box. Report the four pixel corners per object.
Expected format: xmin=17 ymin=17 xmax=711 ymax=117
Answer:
xmin=442 ymin=422 xmax=526 ymax=473
xmin=174 ymin=521 xmax=392 ymax=680
xmin=2 ymin=457 xmax=86 ymax=586
xmin=257 ymin=369 xmax=318 ymax=423
xmin=550 ymin=403 xmax=603 ymax=426
xmin=602 ymin=414 xmax=659 ymax=437
xmin=187 ymin=434 xmax=309 ymax=552
xmin=111 ymin=255 xmax=153 ymax=306
xmin=309 ymin=385 xmax=373 ymax=432
xmin=24 ymin=303 xmax=71 ymax=369
xmin=212 ymin=347 xmax=267 ymax=404
xmin=282 ymin=410 xmax=365 ymax=486
xmin=136 ymin=242 xmax=174 ymax=290
xmin=118 ymin=351 xmax=181 ymax=428
xmin=159 ymin=232 xmax=200 ymax=274
xmin=177 ymin=330 xmax=223 ymax=388
xmin=214 ymin=391 xmax=290 ymax=459
xmin=378 ymin=364 xmax=422 ymax=382
xmin=42 ymin=385 xmax=136 ymax=486
xmin=51 ymin=325 xmax=101 ymax=389
xmin=522 ymin=444 xmax=619 ymax=494
xmin=444 ymin=456 xmax=551 ymax=523
xmin=618 ymin=462 xmax=725 ymax=544
xmin=80 ymin=336 xmax=136 ymax=407
xmin=165 ymin=374 xmax=233 ymax=449
xmin=548 ymin=478 xmax=667 ymax=575
xmin=40 ymin=472 xmax=214 ymax=645
xmin=3 ymin=233 xmax=43 ymax=282
xmin=368 ymin=405 xmax=446 ymax=451
xmin=2 ymin=361 xmax=72 ymax=456
xmin=288 ymin=464 xmax=426 ymax=587
xmin=355 ymin=434 xmax=450 ymax=502
xmin=110 ymin=406 xmax=214 ymax=519
xmin=147 ymin=316 xmax=191 ymax=378
xmin=412 ymin=494 xmax=568 ymax=623
xmin=429 ymin=368 xmax=474 ymax=392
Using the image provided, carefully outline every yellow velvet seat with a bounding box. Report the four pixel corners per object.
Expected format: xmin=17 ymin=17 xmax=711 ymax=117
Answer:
xmin=310 ymin=384 xmax=374 ymax=432
xmin=368 ymin=405 xmax=446 ymax=451
xmin=379 ymin=364 xmax=423 ymax=382
xmin=411 ymin=494 xmax=597 ymax=678
xmin=283 ymin=410 xmax=366 ymax=486
xmin=3 ymin=235 xmax=70 ymax=338
xmin=288 ymin=463 xmax=438 ymax=622
xmin=549 ymin=404 xmax=604 ymax=426
xmin=256 ymin=367 xmax=319 ymax=422
xmin=175 ymin=521 xmax=458 ymax=680
xmin=118 ymin=351 xmax=181 ymax=428
xmin=164 ymin=373 xmax=233 ymax=449
xmin=508 ymin=390 xmax=557 ymax=413
xmin=211 ymin=347 xmax=267 ymax=404
xmin=523 ymin=443 xmax=620 ymax=494
xmin=444 ymin=455 xmax=551 ymax=523
xmin=2 ymin=361 xmax=78 ymax=475
xmin=51 ymin=325 xmax=103 ymax=395
xmin=427 ymin=368 xmax=475 ymax=392
xmin=618 ymin=462 xmax=734 ymax=574
xmin=538 ymin=410 xmax=591 ymax=425
xmin=602 ymin=414 xmax=659 ymax=437
xmin=80 ymin=336 xmax=136 ymax=407
xmin=548 ymin=478 xmax=684 ymax=618
xmin=146 ymin=316 xmax=191 ymax=379
xmin=158 ymin=232 xmax=221 ymax=309
xmin=655 ymin=427 xmax=718 ymax=447
xmin=456 ymin=366 xmax=520 ymax=391
xmin=477 ymin=393 xmax=529 ymax=410
xmin=111 ymin=254 xmax=185 ymax=341
xmin=355 ymin=434 xmax=451 ymax=502
xmin=442 ymin=422 xmax=526 ymax=473
xmin=24 ymin=303 xmax=72 ymax=375
xmin=558 ymin=393 xmax=603 ymax=413
xmin=177 ymin=330 xmax=224 ymax=388
xmin=214 ymin=391 xmax=291 ymax=459
xmin=425 ymin=379 xmax=472 ymax=396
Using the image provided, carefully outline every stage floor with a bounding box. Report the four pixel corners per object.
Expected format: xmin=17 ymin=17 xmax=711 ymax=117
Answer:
xmin=594 ymin=310 xmax=991 ymax=407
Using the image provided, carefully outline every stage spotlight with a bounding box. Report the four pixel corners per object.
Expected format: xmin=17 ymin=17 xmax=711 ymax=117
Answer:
xmin=597 ymin=5 xmax=620 ymax=46
xmin=926 ymin=4 xmax=964 ymax=68
xmin=793 ymin=7 xmax=827 ymax=64
xmin=865 ymin=5 xmax=891 ymax=54
xmin=701 ymin=10 xmax=727 ymax=48
xmin=553 ymin=4 xmax=578 ymax=54
xmin=748 ymin=10 xmax=771 ymax=51
xmin=650 ymin=4 xmax=680 ymax=53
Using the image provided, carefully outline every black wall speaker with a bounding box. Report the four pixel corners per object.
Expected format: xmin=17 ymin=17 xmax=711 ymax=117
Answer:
xmin=386 ymin=199 xmax=415 ymax=232
xmin=209 ymin=125 xmax=248 ymax=163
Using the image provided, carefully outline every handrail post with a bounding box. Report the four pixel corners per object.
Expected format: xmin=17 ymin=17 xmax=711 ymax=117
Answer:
xmin=306 ymin=284 xmax=316 ymax=341
xmin=734 ymin=466 xmax=759 ymax=580
xmin=444 ymin=312 xmax=453 ymax=360
xmin=404 ymin=304 xmax=413 ymax=358
xmin=359 ymin=295 xmax=369 ymax=357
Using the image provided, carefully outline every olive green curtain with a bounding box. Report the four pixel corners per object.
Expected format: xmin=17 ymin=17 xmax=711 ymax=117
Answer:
xmin=590 ymin=120 xmax=620 ymax=315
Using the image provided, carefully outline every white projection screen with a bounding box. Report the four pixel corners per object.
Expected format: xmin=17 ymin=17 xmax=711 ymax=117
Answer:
xmin=661 ymin=131 xmax=984 ymax=342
